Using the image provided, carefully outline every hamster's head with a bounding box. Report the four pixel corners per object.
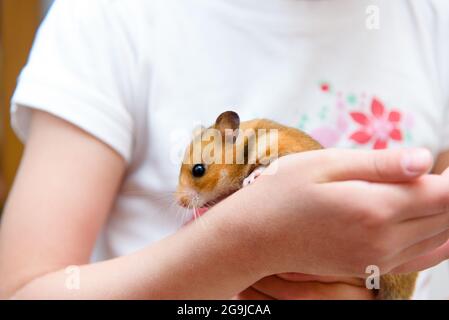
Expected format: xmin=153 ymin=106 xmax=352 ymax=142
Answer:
xmin=176 ymin=111 xmax=252 ymax=209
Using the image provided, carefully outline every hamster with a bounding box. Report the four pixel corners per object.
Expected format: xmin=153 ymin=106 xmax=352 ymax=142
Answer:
xmin=176 ymin=110 xmax=418 ymax=300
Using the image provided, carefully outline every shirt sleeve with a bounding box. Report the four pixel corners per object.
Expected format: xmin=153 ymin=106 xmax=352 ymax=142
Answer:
xmin=11 ymin=0 xmax=135 ymax=163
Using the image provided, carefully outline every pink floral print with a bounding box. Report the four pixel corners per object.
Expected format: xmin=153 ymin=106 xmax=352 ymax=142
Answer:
xmin=349 ymin=97 xmax=403 ymax=149
xmin=299 ymin=81 xmax=413 ymax=149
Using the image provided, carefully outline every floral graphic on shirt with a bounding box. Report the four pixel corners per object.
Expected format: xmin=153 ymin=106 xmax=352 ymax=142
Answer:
xmin=298 ymin=81 xmax=415 ymax=149
xmin=349 ymin=97 xmax=402 ymax=149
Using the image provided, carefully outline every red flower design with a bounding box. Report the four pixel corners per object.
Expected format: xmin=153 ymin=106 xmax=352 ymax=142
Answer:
xmin=320 ymin=82 xmax=330 ymax=92
xmin=349 ymin=98 xmax=402 ymax=149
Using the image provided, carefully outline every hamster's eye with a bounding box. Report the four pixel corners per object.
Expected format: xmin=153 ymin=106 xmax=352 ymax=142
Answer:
xmin=192 ymin=164 xmax=206 ymax=178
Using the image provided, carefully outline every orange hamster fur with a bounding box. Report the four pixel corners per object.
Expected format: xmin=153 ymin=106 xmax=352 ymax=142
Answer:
xmin=176 ymin=111 xmax=418 ymax=300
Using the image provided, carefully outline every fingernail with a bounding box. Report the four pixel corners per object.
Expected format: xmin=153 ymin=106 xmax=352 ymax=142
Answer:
xmin=401 ymin=149 xmax=432 ymax=176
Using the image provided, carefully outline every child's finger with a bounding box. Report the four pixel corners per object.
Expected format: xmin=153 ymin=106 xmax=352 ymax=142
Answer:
xmin=304 ymin=148 xmax=433 ymax=183
xmin=390 ymin=239 xmax=449 ymax=274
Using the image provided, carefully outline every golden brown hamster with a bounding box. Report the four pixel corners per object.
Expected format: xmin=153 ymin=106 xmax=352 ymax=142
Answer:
xmin=176 ymin=111 xmax=417 ymax=300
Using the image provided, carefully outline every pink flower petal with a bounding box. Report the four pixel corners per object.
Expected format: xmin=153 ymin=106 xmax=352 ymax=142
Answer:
xmin=371 ymin=98 xmax=385 ymax=118
xmin=388 ymin=111 xmax=401 ymax=123
xmin=390 ymin=128 xmax=402 ymax=141
xmin=350 ymin=131 xmax=372 ymax=144
xmin=373 ymin=139 xmax=388 ymax=149
xmin=337 ymin=113 xmax=349 ymax=132
xmin=350 ymin=112 xmax=370 ymax=126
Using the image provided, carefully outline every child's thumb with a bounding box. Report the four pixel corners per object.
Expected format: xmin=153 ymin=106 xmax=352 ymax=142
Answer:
xmin=314 ymin=148 xmax=433 ymax=183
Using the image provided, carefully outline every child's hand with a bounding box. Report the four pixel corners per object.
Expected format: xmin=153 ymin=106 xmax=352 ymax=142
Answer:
xmin=221 ymin=148 xmax=449 ymax=278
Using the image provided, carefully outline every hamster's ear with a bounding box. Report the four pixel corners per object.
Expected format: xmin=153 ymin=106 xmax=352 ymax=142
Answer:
xmin=214 ymin=111 xmax=240 ymax=143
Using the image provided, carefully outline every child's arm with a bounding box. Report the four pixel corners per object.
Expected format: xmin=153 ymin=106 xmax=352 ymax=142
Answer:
xmin=2 ymin=111 xmax=449 ymax=299
xmin=0 ymin=110 xmax=265 ymax=299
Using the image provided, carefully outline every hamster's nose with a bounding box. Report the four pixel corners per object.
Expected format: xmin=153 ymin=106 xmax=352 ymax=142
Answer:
xmin=178 ymin=196 xmax=191 ymax=208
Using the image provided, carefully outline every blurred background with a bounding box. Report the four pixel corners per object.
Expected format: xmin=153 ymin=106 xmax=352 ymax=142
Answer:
xmin=0 ymin=0 xmax=53 ymax=214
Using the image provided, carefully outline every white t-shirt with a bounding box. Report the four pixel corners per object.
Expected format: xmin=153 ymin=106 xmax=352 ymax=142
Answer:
xmin=11 ymin=0 xmax=449 ymax=299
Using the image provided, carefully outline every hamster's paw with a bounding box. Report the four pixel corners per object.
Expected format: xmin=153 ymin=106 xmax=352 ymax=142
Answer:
xmin=243 ymin=166 xmax=266 ymax=187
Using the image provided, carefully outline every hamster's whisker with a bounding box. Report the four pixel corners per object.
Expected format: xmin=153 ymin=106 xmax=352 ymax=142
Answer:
xmin=122 ymin=189 xmax=176 ymax=195
xmin=177 ymin=206 xmax=189 ymax=227
xmin=122 ymin=189 xmax=178 ymax=201
xmin=168 ymin=198 xmax=180 ymax=216
xmin=171 ymin=197 xmax=192 ymax=226
xmin=192 ymin=206 xmax=208 ymax=229
xmin=192 ymin=207 xmax=198 ymax=221
xmin=121 ymin=189 xmax=200 ymax=228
